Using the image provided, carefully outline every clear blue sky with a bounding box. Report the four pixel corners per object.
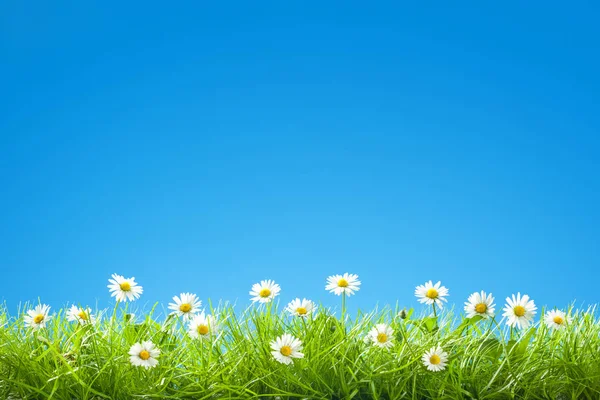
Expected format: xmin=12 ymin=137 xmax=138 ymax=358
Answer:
xmin=1 ymin=2 xmax=599 ymax=316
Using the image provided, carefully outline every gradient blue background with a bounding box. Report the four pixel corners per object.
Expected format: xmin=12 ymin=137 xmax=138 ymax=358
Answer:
xmin=1 ymin=2 xmax=599 ymax=316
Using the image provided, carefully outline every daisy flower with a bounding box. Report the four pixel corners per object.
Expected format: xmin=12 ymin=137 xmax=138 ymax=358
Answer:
xmin=415 ymin=281 xmax=449 ymax=308
xmin=464 ymin=291 xmax=495 ymax=319
xmin=286 ymin=298 xmax=316 ymax=318
xmin=325 ymin=273 xmax=361 ymax=296
xmin=366 ymin=323 xmax=395 ymax=349
xmin=249 ymin=279 xmax=281 ymax=303
xmin=502 ymin=293 xmax=537 ymax=329
xmin=66 ymin=305 xmax=95 ymax=325
xmin=24 ymin=304 xmax=52 ymax=330
xmin=128 ymin=341 xmax=160 ymax=369
xmin=168 ymin=292 xmax=202 ymax=320
xmin=188 ymin=312 xmax=219 ymax=340
xmin=544 ymin=309 xmax=569 ymax=331
xmin=422 ymin=345 xmax=449 ymax=372
xmin=270 ymin=333 xmax=304 ymax=365
xmin=107 ymin=273 xmax=143 ymax=302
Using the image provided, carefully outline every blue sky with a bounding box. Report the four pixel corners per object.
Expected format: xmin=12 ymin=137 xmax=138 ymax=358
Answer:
xmin=1 ymin=2 xmax=599 ymax=317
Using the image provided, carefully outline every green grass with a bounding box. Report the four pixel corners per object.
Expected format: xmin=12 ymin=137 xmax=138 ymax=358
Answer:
xmin=1 ymin=300 xmax=599 ymax=400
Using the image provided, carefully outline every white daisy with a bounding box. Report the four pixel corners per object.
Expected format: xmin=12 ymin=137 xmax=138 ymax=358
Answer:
xmin=325 ymin=273 xmax=361 ymax=296
xmin=422 ymin=345 xmax=449 ymax=372
xmin=502 ymin=293 xmax=537 ymax=329
xmin=366 ymin=323 xmax=395 ymax=349
xmin=544 ymin=309 xmax=569 ymax=331
xmin=188 ymin=312 xmax=219 ymax=340
xmin=128 ymin=341 xmax=160 ymax=369
xmin=249 ymin=280 xmax=281 ymax=303
xmin=24 ymin=304 xmax=52 ymax=330
xmin=168 ymin=292 xmax=202 ymax=320
xmin=464 ymin=291 xmax=495 ymax=319
xmin=107 ymin=273 xmax=143 ymax=302
xmin=286 ymin=298 xmax=316 ymax=318
xmin=270 ymin=333 xmax=304 ymax=365
xmin=415 ymin=281 xmax=449 ymax=308
xmin=66 ymin=305 xmax=95 ymax=325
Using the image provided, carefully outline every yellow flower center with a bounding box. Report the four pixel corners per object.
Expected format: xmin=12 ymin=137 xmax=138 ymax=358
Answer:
xmin=337 ymin=278 xmax=349 ymax=288
xmin=139 ymin=350 xmax=150 ymax=360
xmin=197 ymin=325 xmax=209 ymax=335
xmin=33 ymin=314 xmax=44 ymax=324
xmin=475 ymin=303 xmax=487 ymax=313
xmin=513 ymin=305 xmax=526 ymax=317
xmin=376 ymin=333 xmax=388 ymax=343
xmin=296 ymin=307 xmax=307 ymax=315
xmin=259 ymin=288 xmax=271 ymax=298
xmin=280 ymin=345 xmax=292 ymax=356
xmin=179 ymin=303 xmax=192 ymax=313
xmin=430 ymin=354 xmax=441 ymax=365
xmin=553 ymin=316 xmax=564 ymax=325
xmin=120 ymin=282 xmax=131 ymax=291
xmin=426 ymin=288 xmax=438 ymax=299
xmin=78 ymin=311 xmax=89 ymax=320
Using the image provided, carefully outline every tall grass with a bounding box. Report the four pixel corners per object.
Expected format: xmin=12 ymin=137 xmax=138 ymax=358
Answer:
xmin=1 ymin=301 xmax=599 ymax=399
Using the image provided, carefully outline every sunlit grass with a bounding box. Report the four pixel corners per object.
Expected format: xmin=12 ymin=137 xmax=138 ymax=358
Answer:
xmin=1 ymin=299 xmax=599 ymax=399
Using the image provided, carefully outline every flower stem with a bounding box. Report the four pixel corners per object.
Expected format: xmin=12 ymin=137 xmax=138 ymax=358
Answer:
xmin=110 ymin=300 xmax=120 ymax=337
xmin=341 ymin=292 xmax=346 ymax=325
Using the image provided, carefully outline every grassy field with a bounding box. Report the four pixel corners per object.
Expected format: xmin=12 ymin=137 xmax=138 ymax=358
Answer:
xmin=1 ymin=276 xmax=599 ymax=399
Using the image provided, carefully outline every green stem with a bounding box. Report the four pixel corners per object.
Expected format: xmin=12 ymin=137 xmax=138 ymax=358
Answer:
xmin=110 ymin=300 xmax=120 ymax=343
xmin=397 ymin=321 xmax=418 ymax=360
xmin=301 ymin=316 xmax=308 ymax=336
xmin=266 ymin=301 xmax=273 ymax=336
xmin=341 ymin=292 xmax=346 ymax=324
